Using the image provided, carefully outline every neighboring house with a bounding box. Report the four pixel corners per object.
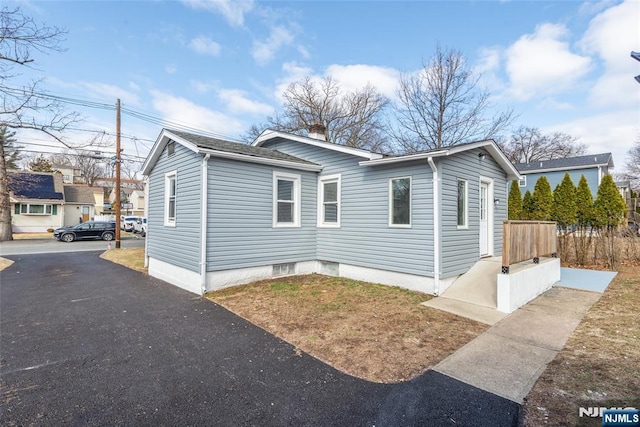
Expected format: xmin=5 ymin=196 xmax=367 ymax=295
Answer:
xmin=62 ymin=185 xmax=105 ymax=226
xmin=142 ymin=128 xmax=520 ymax=296
xmin=129 ymin=190 xmax=145 ymax=216
xmin=52 ymin=163 xmax=84 ymax=184
xmin=8 ymin=171 xmax=64 ymax=232
xmin=515 ymin=153 xmax=613 ymax=198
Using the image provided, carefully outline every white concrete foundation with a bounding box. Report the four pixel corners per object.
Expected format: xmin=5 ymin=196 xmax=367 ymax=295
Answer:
xmin=338 ymin=264 xmax=435 ymax=294
xmin=497 ymin=257 xmax=561 ymax=313
xmin=205 ymin=261 xmax=318 ymax=292
xmin=148 ymin=257 xmax=202 ymax=294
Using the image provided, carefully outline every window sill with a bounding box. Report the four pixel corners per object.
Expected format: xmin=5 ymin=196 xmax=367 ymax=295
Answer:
xmin=389 ymin=224 xmax=412 ymax=229
xmin=273 ymin=223 xmax=301 ymax=228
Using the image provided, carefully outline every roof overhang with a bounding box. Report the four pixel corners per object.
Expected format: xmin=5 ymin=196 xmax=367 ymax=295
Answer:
xmin=519 ymin=163 xmax=612 ymax=175
xmin=252 ymin=129 xmax=384 ymax=160
xmin=359 ymin=140 xmax=521 ymax=181
xmin=142 ymin=129 xmax=323 ymax=175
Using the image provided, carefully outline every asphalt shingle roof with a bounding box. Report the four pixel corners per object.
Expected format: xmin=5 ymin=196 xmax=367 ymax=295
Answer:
xmin=515 ymin=153 xmax=613 ymax=173
xmin=63 ymin=186 xmax=97 ymax=204
xmin=168 ymin=129 xmax=319 ymax=166
xmin=8 ymin=172 xmax=64 ymax=200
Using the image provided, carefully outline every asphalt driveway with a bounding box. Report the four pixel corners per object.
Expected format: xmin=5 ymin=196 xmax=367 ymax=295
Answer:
xmin=1 ymin=252 xmax=521 ymax=426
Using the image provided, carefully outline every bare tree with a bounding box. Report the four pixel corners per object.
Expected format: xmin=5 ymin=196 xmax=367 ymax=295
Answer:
xmin=50 ymin=134 xmax=112 ymax=186
xmin=391 ymin=45 xmax=514 ymax=153
xmin=498 ymin=126 xmax=587 ymax=164
xmin=0 ymin=6 xmax=80 ymax=241
xmin=244 ymin=76 xmax=391 ymax=152
xmin=623 ymin=137 xmax=640 ymax=190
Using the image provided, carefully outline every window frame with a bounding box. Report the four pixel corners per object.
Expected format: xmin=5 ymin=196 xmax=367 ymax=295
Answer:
xmin=388 ymin=176 xmax=412 ymax=228
xmin=317 ymin=174 xmax=341 ymax=228
xmin=273 ymin=171 xmax=301 ymax=228
xmin=164 ymin=171 xmax=177 ymax=227
xmin=15 ymin=203 xmax=56 ymax=215
xmin=518 ymin=176 xmax=527 ymax=187
xmin=457 ymin=179 xmax=468 ymax=229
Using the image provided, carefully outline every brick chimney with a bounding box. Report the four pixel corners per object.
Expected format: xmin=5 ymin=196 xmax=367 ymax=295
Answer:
xmin=308 ymin=122 xmax=327 ymax=141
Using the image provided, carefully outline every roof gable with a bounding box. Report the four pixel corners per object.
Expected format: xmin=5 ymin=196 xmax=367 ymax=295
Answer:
xmin=63 ymin=185 xmax=98 ymax=204
xmin=8 ymin=172 xmax=64 ymax=201
xmin=359 ymin=139 xmax=521 ymax=180
xmin=252 ymin=129 xmax=384 ymax=160
xmin=142 ymin=129 xmax=322 ymax=175
xmin=515 ymin=153 xmax=613 ymax=174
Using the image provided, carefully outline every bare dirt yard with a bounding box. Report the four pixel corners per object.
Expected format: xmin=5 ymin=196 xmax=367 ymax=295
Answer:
xmin=208 ymin=274 xmax=488 ymax=383
xmin=524 ymin=263 xmax=640 ymax=426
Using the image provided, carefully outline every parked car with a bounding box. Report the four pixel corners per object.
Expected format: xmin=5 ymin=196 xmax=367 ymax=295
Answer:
xmin=133 ymin=217 xmax=147 ymax=237
xmin=54 ymin=221 xmax=116 ymax=242
xmin=120 ymin=216 xmax=141 ymax=232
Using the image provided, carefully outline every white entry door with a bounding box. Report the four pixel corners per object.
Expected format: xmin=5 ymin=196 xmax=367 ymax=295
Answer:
xmin=479 ymin=182 xmax=489 ymax=256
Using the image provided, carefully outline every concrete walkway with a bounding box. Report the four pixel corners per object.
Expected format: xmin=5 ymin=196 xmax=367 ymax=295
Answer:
xmin=433 ymin=286 xmax=601 ymax=403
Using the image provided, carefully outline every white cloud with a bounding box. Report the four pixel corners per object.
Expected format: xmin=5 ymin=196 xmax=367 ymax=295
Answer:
xmin=324 ymin=64 xmax=401 ymax=99
xmin=149 ymin=90 xmax=245 ymax=137
xmin=189 ymin=35 xmax=221 ymax=57
xmin=181 ymin=0 xmax=254 ymax=27
xmin=474 ymin=47 xmax=506 ymax=92
xmin=218 ymin=89 xmax=274 ymax=115
xmin=77 ymin=82 xmax=142 ymax=107
xmin=504 ymin=23 xmax=591 ymax=100
xmin=579 ymin=0 xmax=640 ymax=107
xmin=190 ymin=80 xmax=218 ymax=94
xmin=252 ymin=26 xmax=294 ymax=65
xmin=543 ymin=109 xmax=639 ymax=169
xmin=165 ymin=64 xmax=177 ymax=74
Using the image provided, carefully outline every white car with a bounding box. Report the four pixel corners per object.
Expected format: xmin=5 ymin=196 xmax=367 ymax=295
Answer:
xmin=120 ymin=216 xmax=141 ymax=232
xmin=133 ymin=217 xmax=147 ymax=237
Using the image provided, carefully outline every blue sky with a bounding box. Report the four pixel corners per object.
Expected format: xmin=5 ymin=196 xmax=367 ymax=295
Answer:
xmin=10 ymin=0 xmax=640 ymax=174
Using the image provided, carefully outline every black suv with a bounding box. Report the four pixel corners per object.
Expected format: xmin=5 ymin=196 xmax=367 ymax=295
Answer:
xmin=54 ymin=221 xmax=116 ymax=242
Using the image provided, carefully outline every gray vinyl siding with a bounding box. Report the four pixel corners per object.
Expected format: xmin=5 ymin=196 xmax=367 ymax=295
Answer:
xmin=262 ymin=139 xmax=434 ymax=277
xmin=521 ymin=168 xmax=600 ymax=199
xmin=440 ymin=148 xmax=508 ymax=278
xmin=206 ymin=157 xmax=317 ymax=271
xmin=146 ymin=143 xmax=202 ymax=273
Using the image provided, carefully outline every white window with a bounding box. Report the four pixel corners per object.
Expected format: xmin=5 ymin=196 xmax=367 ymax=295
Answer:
xmin=164 ymin=171 xmax=177 ymax=226
xmin=15 ymin=203 xmax=56 ymax=215
xmin=273 ymin=172 xmax=301 ymax=227
xmin=457 ymin=179 xmax=468 ymax=228
xmin=518 ymin=176 xmax=527 ymax=187
xmin=389 ymin=176 xmax=411 ymax=227
xmin=318 ymin=174 xmax=341 ymax=227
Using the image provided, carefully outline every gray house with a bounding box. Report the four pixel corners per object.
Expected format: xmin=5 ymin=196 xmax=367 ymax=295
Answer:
xmin=142 ymin=128 xmax=520 ymax=296
xmin=515 ymin=153 xmax=613 ymax=198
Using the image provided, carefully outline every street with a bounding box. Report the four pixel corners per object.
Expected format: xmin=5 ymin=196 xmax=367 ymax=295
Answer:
xmin=0 ymin=235 xmax=145 ymax=256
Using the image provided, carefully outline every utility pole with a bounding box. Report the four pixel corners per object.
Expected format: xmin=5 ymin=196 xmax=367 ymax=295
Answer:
xmin=115 ymin=98 xmax=121 ymax=249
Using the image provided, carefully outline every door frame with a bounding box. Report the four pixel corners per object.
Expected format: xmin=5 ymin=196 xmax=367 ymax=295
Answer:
xmin=479 ymin=177 xmax=494 ymax=257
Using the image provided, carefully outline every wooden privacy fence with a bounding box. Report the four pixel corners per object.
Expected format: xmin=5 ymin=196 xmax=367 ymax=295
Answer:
xmin=502 ymin=221 xmax=557 ymax=273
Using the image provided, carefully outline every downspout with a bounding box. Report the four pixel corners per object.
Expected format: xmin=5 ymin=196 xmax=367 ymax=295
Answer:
xmin=200 ymin=154 xmax=211 ymax=295
xmin=143 ymin=177 xmax=149 ymax=268
xmin=427 ymin=157 xmax=440 ymax=295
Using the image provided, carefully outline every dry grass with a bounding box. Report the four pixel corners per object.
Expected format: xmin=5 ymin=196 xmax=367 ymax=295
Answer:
xmin=12 ymin=232 xmax=53 ymax=240
xmin=0 ymin=257 xmax=14 ymax=271
xmin=100 ymin=247 xmax=147 ymax=273
xmin=208 ymin=274 xmax=488 ymax=383
xmin=524 ymin=264 xmax=640 ymax=426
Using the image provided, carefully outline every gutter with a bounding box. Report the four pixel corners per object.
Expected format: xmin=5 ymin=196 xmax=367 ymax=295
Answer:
xmin=200 ymin=154 xmax=211 ymax=295
xmin=427 ymin=157 xmax=440 ymax=295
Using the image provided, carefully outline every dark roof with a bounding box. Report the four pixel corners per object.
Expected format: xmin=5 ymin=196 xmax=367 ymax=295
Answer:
xmin=8 ymin=172 xmax=64 ymax=200
xmin=168 ymin=129 xmax=319 ymax=166
xmin=515 ymin=153 xmax=613 ymax=173
xmin=63 ymin=185 xmax=97 ymax=204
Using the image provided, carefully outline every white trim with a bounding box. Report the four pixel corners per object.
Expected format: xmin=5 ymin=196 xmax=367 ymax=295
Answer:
xmin=272 ymin=171 xmax=301 ymax=228
xmin=479 ymin=176 xmax=494 ymax=257
xmin=519 ymin=163 xmax=611 ymax=175
xmin=200 ymin=154 xmax=210 ymax=294
xmin=359 ymin=139 xmax=521 ymax=181
xmin=164 ymin=171 xmax=177 ymax=227
xmin=427 ymin=157 xmax=441 ymax=295
xmin=317 ymin=173 xmax=341 ymax=228
xmin=197 ymin=147 xmax=322 ymax=172
xmin=457 ymin=179 xmax=469 ymax=229
xmin=252 ymin=129 xmax=383 ymax=160
xmin=388 ymin=176 xmax=412 ymax=228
